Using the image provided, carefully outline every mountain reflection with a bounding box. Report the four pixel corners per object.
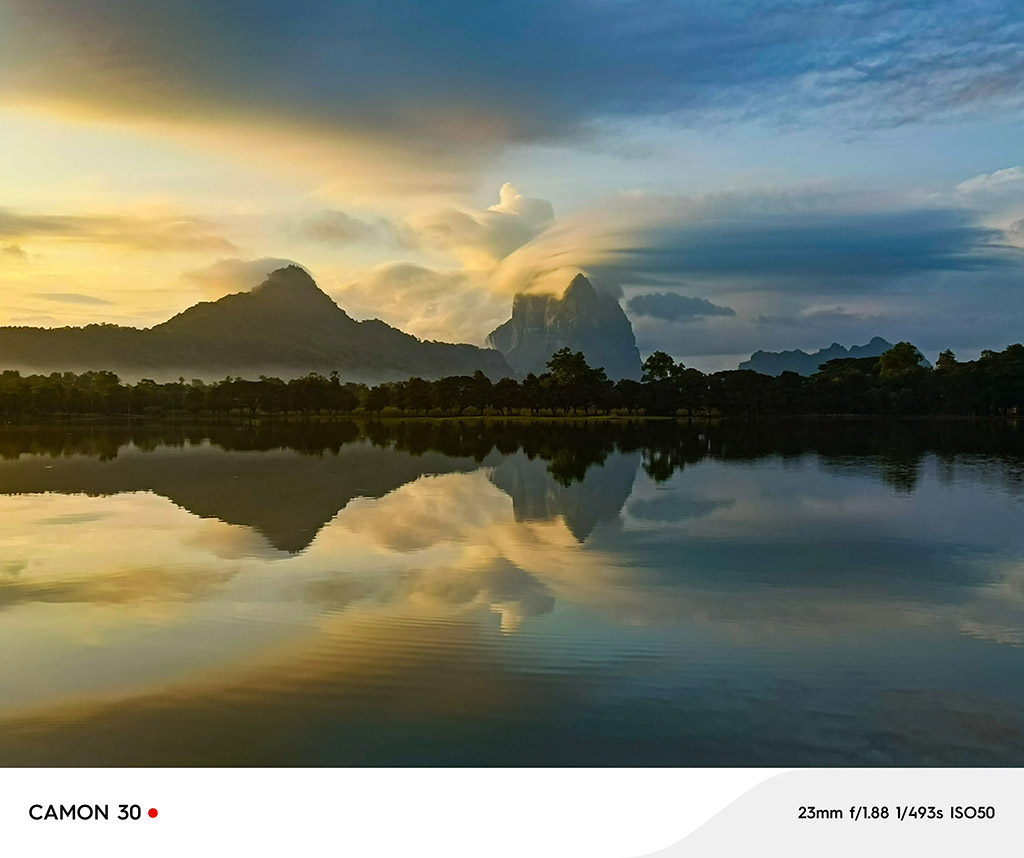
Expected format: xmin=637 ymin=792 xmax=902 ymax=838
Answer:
xmin=490 ymin=450 xmax=639 ymax=541
xmin=1 ymin=420 xmax=1022 ymax=554
xmin=2 ymin=419 xmax=1024 ymax=765
xmin=0 ymin=440 xmax=494 ymax=553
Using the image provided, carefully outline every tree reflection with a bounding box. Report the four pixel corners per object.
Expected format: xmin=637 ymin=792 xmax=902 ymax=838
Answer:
xmin=0 ymin=419 xmax=1021 ymax=552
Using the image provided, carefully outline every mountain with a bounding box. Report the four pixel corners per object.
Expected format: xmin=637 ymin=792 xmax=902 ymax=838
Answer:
xmin=739 ymin=337 xmax=902 ymax=376
xmin=0 ymin=266 xmax=512 ymax=383
xmin=489 ymin=449 xmax=639 ymax=542
xmin=0 ymin=439 xmax=499 ymax=554
xmin=0 ymin=430 xmax=640 ymax=552
xmin=487 ymin=274 xmax=642 ymax=380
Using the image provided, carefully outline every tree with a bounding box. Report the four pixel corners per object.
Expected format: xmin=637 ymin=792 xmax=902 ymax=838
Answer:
xmin=399 ymin=377 xmax=427 ymax=413
xmin=365 ymin=385 xmax=389 ymax=413
xmin=469 ymin=369 xmax=493 ymax=411
xmin=615 ymin=378 xmax=643 ymax=414
xmin=879 ymin=342 xmax=926 ymax=379
xmin=492 ymin=377 xmax=521 ymax=415
xmin=431 ymin=375 xmax=474 ymax=415
xmin=546 ymin=348 xmax=588 ymax=384
xmin=521 ymin=374 xmax=543 ymax=415
xmin=706 ymin=370 xmax=773 ymax=417
xmin=642 ymin=351 xmax=675 ymax=382
xmin=936 ymin=349 xmax=957 ymax=372
xmin=332 ymin=382 xmax=359 ymax=414
xmin=671 ymin=364 xmax=707 ymax=416
xmin=545 ymin=348 xmax=609 ymax=414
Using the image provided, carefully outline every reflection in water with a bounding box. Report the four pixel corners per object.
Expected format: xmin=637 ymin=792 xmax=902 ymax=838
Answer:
xmin=0 ymin=419 xmax=1023 ymax=765
xmin=490 ymin=450 xmax=639 ymax=541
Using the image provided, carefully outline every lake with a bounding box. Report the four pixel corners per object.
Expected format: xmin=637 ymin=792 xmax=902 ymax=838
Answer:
xmin=1 ymin=419 xmax=1023 ymax=766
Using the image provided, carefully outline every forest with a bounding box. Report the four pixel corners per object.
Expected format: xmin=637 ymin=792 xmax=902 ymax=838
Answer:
xmin=0 ymin=341 xmax=1022 ymax=421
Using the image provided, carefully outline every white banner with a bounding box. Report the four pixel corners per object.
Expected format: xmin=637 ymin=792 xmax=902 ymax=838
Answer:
xmin=2 ymin=768 xmax=1020 ymax=857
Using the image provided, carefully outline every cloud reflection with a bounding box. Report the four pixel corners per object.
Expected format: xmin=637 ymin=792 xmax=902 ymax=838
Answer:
xmin=0 ymin=427 xmax=1023 ymax=764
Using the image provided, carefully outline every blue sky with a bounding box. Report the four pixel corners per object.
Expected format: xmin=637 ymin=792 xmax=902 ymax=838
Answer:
xmin=1 ymin=0 xmax=1022 ymax=368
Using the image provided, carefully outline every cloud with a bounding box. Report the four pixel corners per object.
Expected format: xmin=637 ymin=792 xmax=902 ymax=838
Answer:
xmin=493 ymin=188 xmax=1019 ymax=298
xmin=297 ymin=184 xmax=552 ymax=265
xmin=297 ymin=210 xmax=414 ymax=247
xmin=489 ymin=182 xmax=556 ymax=223
xmin=303 ymin=179 xmax=1024 ymax=358
xmin=626 ymin=292 xmax=735 ymax=322
xmin=34 ymin=292 xmax=112 ymax=306
xmin=956 ymin=166 xmax=1024 ymax=197
xmin=0 ymin=208 xmax=237 ymax=253
xmin=478 ymin=180 xmax=1024 ymax=366
xmin=8 ymin=2 xmax=1018 ymax=190
xmin=182 ymin=257 xmax=301 ymax=300
xmin=330 ymin=184 xmax=554 ymax=343
xmin=754 ymin=305 xmax=886 ymax=327
xmin=334 ymin=262 xmax=508 ymax=345
xmin=410 ymin=183 xmax=554 ymax=269
xmin=956 ymin=165 xmax=1024 ymax=225
xmin=2 ymin=243 xmax=27 ymax=260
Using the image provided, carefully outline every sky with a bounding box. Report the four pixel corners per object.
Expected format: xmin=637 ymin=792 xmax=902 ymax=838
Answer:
xmin=1 ymin=0 xmax=1023 ymax=369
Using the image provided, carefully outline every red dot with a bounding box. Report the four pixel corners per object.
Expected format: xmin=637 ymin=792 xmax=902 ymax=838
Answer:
xmin=148 ymin=808 xmax=158 ymax=818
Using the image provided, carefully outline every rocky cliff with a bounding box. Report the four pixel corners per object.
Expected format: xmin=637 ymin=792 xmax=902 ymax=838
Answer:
xmin=487 ymin=274 xmax=642 ymax=380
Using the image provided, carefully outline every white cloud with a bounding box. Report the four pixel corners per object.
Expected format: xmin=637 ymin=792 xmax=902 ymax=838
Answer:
xmin=488 ymin=182 xmax=556 ymax=223
xmin=409 ymin=183 xmax=553 ymax=270
xmin=955 ymin=166 xmax=1024 ymax=197
xmin=954 ymin=166 xmax=1024 ymax=237
xmin=333 ymin=262 xmax=508 ymax=346
xmin=182 ymin=257 xmax=301 ymax=300
xmin=321 ymin=184 xmax=557 ymax=344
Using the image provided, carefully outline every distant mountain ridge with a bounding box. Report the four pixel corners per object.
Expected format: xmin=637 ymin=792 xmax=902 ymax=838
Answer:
xmin=739 ymin=337 xmax=904 ymax=376
xmin=0 ymin=266 xmax=512 ymax=383
xmin=487 ymin=273 xmax=642 ymax=380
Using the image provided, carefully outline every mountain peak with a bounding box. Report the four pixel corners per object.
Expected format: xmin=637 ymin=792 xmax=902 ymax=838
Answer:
xmin=487 ymin=273 xmax=642 ymax=380
xmin=252 ymin=265 xmax=319 ymax=295
xmin=564 ymin=272 xmax=595 ymax=294
xmin=560 ymin=273 xmax=600 ymax=313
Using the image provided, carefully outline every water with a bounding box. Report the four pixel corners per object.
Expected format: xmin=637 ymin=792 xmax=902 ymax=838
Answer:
xmin=1 ymin=420 xmax=1023 ymax=766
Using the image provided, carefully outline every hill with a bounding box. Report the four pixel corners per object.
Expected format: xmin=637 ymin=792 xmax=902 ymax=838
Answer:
xmin=0 ymin=266 xmax=512 ymax=383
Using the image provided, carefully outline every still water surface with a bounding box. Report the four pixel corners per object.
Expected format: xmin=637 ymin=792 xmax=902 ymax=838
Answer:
xmin=1 ymin=420 xmax=1023 ymax=765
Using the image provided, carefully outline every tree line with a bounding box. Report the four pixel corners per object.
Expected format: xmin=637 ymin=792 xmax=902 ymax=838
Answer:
xmin=2 ymin=417 xmax=1022 ymax=496
xmin=1 ymin=342 xmax=1022 ymax=421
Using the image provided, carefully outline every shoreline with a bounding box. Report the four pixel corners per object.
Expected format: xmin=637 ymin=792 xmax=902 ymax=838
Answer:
xmin=1 ymin=412 xmax=1021 ymax=427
